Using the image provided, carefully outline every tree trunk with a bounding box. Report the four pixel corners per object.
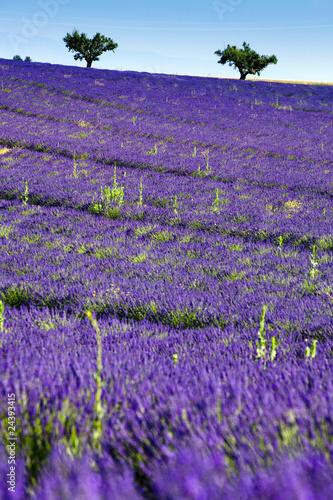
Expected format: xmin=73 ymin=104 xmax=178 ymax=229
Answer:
xmin=86 ymin=60 xmax=92 ymax=68
xmin=240 ymin=72 xmax=246 ymax=80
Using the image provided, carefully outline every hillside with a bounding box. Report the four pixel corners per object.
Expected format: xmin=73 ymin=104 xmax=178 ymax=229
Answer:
xmin=0 ymin=59 xmax=333 ymax=499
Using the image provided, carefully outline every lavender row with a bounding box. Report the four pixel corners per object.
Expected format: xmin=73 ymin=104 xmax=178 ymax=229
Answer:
xmin=2 ymin=445 xmax=333 ymax=499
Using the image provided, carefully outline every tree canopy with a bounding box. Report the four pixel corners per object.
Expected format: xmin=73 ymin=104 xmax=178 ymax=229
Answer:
xmin=13 ymin=55 xmax=32 ymax=62
xmin=215 ymin=42 xmax=277 ymax=80
xmin=63 ymin=29 xmax=118 ymax=68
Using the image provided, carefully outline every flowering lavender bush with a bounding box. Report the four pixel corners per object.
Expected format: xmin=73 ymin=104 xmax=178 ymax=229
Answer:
xmin=32 ymin=445 xmax=141 ymax=500
xmin=0 ymin=58 xmax=332 ymax=498
xmin=153 ymin=448 xmax=333 ymax=499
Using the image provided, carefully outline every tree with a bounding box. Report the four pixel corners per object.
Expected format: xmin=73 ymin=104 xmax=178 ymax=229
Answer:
xmin=63 ymin=29 xmax=118 ymax=68
xmin=215 ymin=42 xmax=277 ymax=80
xmin=13 ymin=55 xmax=32 ymax=62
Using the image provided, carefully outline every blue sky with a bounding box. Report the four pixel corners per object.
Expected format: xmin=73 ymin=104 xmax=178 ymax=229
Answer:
xmin=1 ymin=0 xmax=333 ymax=82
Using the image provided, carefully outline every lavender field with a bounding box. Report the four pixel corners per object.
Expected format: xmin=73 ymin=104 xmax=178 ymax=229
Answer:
xmin=0 ymin=58 xmax=333 ymax=499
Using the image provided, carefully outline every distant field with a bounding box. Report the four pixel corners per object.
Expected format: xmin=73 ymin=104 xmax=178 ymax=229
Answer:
xmin=0 ymin=59 xmax=333 ymax=499
xmin=247 ymin=78 xmax=333 ymax=85
xmin=198 ymin=75 xmax=333 ymax=85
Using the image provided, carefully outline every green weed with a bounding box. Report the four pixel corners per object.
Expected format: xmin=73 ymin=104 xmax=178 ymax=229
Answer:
xmin=0 ymin=300 xmax=4 ymax=331
xmin=85 ymin=311 xmax=106 ymax=452
xmin=151 ymin=230 xmax=173 ymax=243
xmin=131 ymin=253 xmax=148 ymax=263
xmin=1 ymin=286 xmax=31 ymax=308
xmin=89 ymin=166 xmax=124 ymax=216
xmin=212 ymin=188 xmax=221 ymax=213
xmin=256 ymin=305 xmax=268 ymax=359
xmin=148 ymin=144 xmax=158 ymax=155
xmin=58 ymin=398 xmax=82 ymax=458
xmin=138 ymin=176 xmax=143 ymax=208
xmin=0 ymin=225 xmax=12 ymax=239
xmin=173 ymin=195 xmax=178 ymax=214
xmin=22 ymin=181 xmax=29 ymax=206
xmin=135 ymin=225 xmax=154 ymax=237
xmin=305 ymin=339 xmax=318 ymax=359
xmin=277 ymin=410 xmax=301 ymax=451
